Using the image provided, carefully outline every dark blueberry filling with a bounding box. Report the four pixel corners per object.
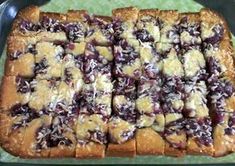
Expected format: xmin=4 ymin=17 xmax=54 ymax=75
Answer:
xmin=138 ymin=80 xmax=161 ymax=103
xmin=113 ymin=103 xmax=136 ymax=123
xmin=179 ymin=17 xmax=201 ymax=46
xmin=166 ymin=25 xmax=180 ymax=44
xmin=83 ymin=44 xmax=112 ymax=83
xmin=74 ymin=55 xmax=84 ymax=70
xmin=161 ymin=76 xmax=185 ymax=100
xmin=113 ymin=40 xmax=141 ymax=77
xmin=15 ymin=76 xmax=32 ymax=93
xmin=19 ymin=20 xmax=41 ymax=33
xmin=65 ymin=23 xmax=85 ymax=41
xmin=40 ymin=16 xmax=64 ymax=32
xmin=9 ymin=51 xmax=22 ymax=60
xmin=36 ymin=124 xmax=73 ymax=149
xmin=87 ymin=17 xmax=114 ymax=42
xmin=36 ymin=125 xmax=51 ymax=150
xmin=185 ymin=118 xmax=213 ymax=146
xmin=88 ymin=130 xmax=107 ymax=144
xmin=208 ymin=78 xmax=234 ymax=99
xmin=10 ymin=104 xmax=39 ymax=130
xmin=64 ymin=68 xmax=73 ymax=85
xmin=27 ymin=44 xmax=37 ymax=55
xmin=34 ymin=58 xmax=49 ymax=74
xmin=203 ymin=24 xmax=224 ymax=45
xmin=206 ymin=56 xmax=221 ymax=76
xmin=134 ymin=29 xmax=154 ymax=42
xmin=114 ymin=77 xmax=136 ymax=99
xmin=113 ymin=20 xmax=125 ymax=43
xmin=223 ymin=113 xmax=235 ymax=135
xmin=164 ymin=118 xmax=185 ymax=136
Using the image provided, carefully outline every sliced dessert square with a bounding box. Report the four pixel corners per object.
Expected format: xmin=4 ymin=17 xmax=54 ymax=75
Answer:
xmin=0 ymin=76 xmax=31 ymax=110
xmin=34 ymin=42 xmax=64 ymax=79
xmin=159 ymin=10 xmax=180 ymax=44
xmin=75 ymin=114 xmax=108 ymax=158
xmin=179 ymin=13 xmax=201 ymax=47
xmin=139 ymin=44 xmax=161 ymax=79
xmin=85 ymin=15 xmax=114 ymax=45
xmin=112 ymin=7 xmax=139 ymax=41
xmin=200 ymin=8 xmax=231 ymax=44
xmin=28 ymin=78 xmax=60 ymax=113
xmin=113 ymin=39 xmax=141 ymax=79
xmin=136 ymin=9 xmax=160 ymax=43
xmin=5 ymin=36 xmax=36 ymax=77
xmin=84 ymin=44 xmax=113 ymax=83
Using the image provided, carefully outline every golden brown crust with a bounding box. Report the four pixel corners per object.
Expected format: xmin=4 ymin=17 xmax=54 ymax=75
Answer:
xmin=94 ymin=15 xmax=113 ymax=23
xmin=5 ymin=35 xmax=35 ymax=76
xmin=67 ymin=10 xmax=88 ymax=22
xmin=180 ymin=12 xmax=200 ymax=23
xmin=10 ymin=6 xmax=40 ymax=37
xmin=200 ymin=8 xmax=231 ymax=41
xmin=75 ymin=142 xmax=105 ymax=158
xmin=106 ymin=139 xmax=136 ymax=157
xmin=138 ymin=9 xmax=160 ymax=18
xmin=187 ymin=138 xmax=214 ymax=156
xmin=17 ymin=5 xmax=40 ymax=23
xmin=0 ymin=76 xmax=30 ymax=111
xmin=136 ymin=128 xmax=164 ymax=155
xmin=213 ymin=125 xmax=235 ymax=157
xmin=164 ymin=142 xmax=186 ymax=157
xmin=164 ymin=132 xmax=186 ymax=157
xmin=159 ymin=10 xmax=179 ymax=24
xmin=0 ymin=113 xmax=25 ymax=157
xmin=40 ymin=12 xmax=67 ymax=22
xmin=112 ymin=7 xmax=139 ymax=21
xmin=5 ymin=53 xmax=35 ymax=77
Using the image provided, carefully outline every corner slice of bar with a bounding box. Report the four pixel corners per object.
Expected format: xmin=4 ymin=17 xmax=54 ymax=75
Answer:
xmin=112 ymin=7 xmax=139 ymax=40
xmin=34 ymin=42 xmax=64 ymax=79
xmin=159 ymin=10 xmax=180 ymax=44
xmin=200 ymin=8 xmax=231 ymax=44
xmin=107 ymin=116 xmax=136 ymax=157
xmin=179 ymin=13 xmax=201 ymax=47
xmin=136 ymin=9 xmax=160 ymax=43
xmin=29 ymin=79 xmax=59 ymax=112
xmin=75 ymin=114 xmax=107 ymax=158
xmin=139 ymin=44 xmax=161 ymax=79
xmin=0 ymin=110 xmax=29 ymax=156
xmin=5 ymin=36 xmax=36 ymax=77
xmin=20 ymin=115 xmax=52 ymax=158
xmin=213 ymin=112 xmax=235 ymax=157
xmin=10 ymin=5 xmax=40 ymax=37
xmin=186 ymin=117 xmax=214 ymax=156
xmin=113 ymin=39 xmax=141 ymax=80
xmin=0 ymin=76 xmax=31 ymax=110
xmin=85 ymin=15 xmax=114 ymax=45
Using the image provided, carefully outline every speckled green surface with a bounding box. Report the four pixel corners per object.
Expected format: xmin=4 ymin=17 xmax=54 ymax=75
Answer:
xmin=0 ymin=0 xmax=235 ymax=164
